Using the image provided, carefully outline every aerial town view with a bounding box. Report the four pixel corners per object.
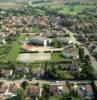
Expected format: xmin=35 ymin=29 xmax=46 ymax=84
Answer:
xmin=0 ymin=0 xmax=97 ymax=100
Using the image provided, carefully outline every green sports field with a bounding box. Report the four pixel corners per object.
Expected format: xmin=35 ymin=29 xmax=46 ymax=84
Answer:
xmin=6 ymin=34 xmax=25 ymax=62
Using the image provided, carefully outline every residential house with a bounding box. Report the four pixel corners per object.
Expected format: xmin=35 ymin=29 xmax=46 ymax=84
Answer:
xmin=85 ymin=85 xmax=94 ymax=97
xmin=62 ymin=45 xmax=78 ymax=59
xmin=0 ymin=96 xmax=5 ymax=100
xmin=26 ymin=86 xmax=40 ymax=98
xmin=49 ymin=82 xmax=69 ymax=96
xmin=53 ymin=25 xmax=64 ymax=32
xmin=9 ymin=83 xmax=20 ymax=94
xmin=32 ymin=69 xmax=44 ymax=79
xmin=55 ymin=32 xmax=69 ymax=38
xmin=59 ymin=63 xmax=79 ymax=72
xmin=16 ymin=67 xmax=29 ymax=74
xmin=94 ymin=81 xmax=97 ymax=88
xmin=0 ymin=69 xmax=13 ymax=77
xmin=0 ymin=83 xmax=20 ymax=99
xmin=0 ymin=84 xmax=8 ymax=94
xmin=32 ymin=16 xmax=48 ymax=28
xmin=92 ymin=47 xmax=97 ymax=58
xmin=73 ymin=83 xmax=94 ymax=99
xmin=76 ymin=33 xmax=86 ymax=42
xmin=56 ymin=37 xmax=73 ymax=44
xmin=87 ymin=43 xmax=96 ymax=52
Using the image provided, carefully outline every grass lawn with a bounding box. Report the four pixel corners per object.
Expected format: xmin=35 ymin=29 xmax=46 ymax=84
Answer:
xmin=51 ymin=52 xmax=65 ymax=61
xmin=63 ymin=71 xmax=74 ymax=79
xmin=72 ymin=96 xmax=80 ymax=100
xmin=51 ymin=52 xmax=72 ymax=61
xmin=6 ymin=34 xmax=25 ymax=62
xmin=50 ymin=95 xmax=62 ymax=100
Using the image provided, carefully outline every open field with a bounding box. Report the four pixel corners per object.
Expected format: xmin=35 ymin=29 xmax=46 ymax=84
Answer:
xmin=16 ymin=52 xmax=72 ymax=63
xmin=0 ymin=2 xmax=24 ymax=9
xmin=17 ymin=53 xmax=51 ymax=62
xmin=6 ymin=34 xmax=25 ymax=62
xmin=47 ymin=3 xmax=95 ymax=15
xmin=59 ymin=5 xmax=86 ymax=15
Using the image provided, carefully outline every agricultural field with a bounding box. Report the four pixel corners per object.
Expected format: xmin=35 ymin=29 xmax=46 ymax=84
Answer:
xmin=0 ymin=2 xmax=24 ymax=9
xmin=49 ymin=4 xmax=96 ymax=15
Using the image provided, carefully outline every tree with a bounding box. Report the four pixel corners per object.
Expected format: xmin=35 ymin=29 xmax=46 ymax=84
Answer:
xmin=15 ymin=88 xmax=24 ymax=100
xmin=42 ymin=84 xmax=50 ymax=100
xmin=44 ymin=64 xmax=58 ymax=79
xmin=26 ymin=67 xmax=32 ymax=80
xmin=9 ymin=62 xmax=16 ymax=70
xmin=91 ymin=81 xmax=97 ymax=100
xmin=51 ymin=40 xmax=63 ymax=48
xmin=7 ymin=88 xmax=24 ymax=100
xmin=0 ymin=82 xmax=3 ymax=87
xmin=78 ymin=47 xmax=85 ymax=61
xmin=70 ymin=8 xmax=74 ymax=12
xmin=85 ymin=55 xmax=92 ymax=67
xmin=21 ymin=81 xmax=28 ymax=90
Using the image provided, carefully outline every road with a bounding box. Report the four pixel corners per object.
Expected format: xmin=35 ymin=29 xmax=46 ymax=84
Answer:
xmin=0 ymin=79 xmax=91 ymax=85
xmin=0 ymin=79 xmax=65 ymax=86
xmin=64 ymin=28 xmax=97 ymax=71
xmin=0 ymin=79 xmax=48 ymax=85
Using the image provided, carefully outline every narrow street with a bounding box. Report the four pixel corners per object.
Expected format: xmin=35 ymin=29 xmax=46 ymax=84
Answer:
xmin=0 ymin=79 xmax=91 ymax=85
xmin=64 ymin=28 xmax=97 ymax=71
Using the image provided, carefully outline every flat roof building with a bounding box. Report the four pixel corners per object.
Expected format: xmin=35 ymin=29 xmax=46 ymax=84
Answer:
xmin=30 ymin=36 xmax=52 ymax=47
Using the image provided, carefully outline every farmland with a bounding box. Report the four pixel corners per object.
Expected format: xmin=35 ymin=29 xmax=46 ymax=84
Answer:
xmin=48 ymin=4 xmax=96 ymax=15
xmin=0 ymin=2 xmax=24 ymax=9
